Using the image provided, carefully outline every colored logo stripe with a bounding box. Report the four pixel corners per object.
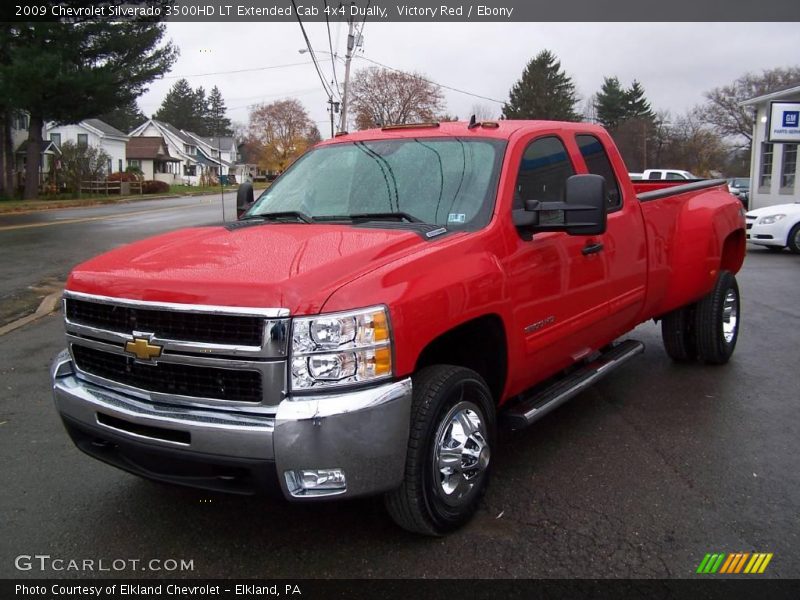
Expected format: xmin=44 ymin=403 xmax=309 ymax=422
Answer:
xmin=698 ymin=552 xmax=773 ymax=574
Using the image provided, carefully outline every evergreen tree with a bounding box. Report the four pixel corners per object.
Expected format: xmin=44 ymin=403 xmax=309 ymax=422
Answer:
xmin=154 ymin=79 xmax=200 ymax=131
xmin=207 ymin=86 xmax=233 ymax=136
xmin=594 ymin=77 xmax=629 ymax=130
xmin=97 ymin=98 xmax=147 ymax=134
xmin=625 ymin=80 xmax=654 ymax=120
xmin=502 ymin=50 xmax=579 ymax=122
xmin=192 ymin=86 xmax=209 ymax=135
xmin=1 ymin=19 xmax=177 ymax=198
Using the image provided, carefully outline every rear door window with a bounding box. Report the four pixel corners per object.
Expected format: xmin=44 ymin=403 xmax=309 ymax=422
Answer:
xmin=576 ymin=134 xmax=622 ymax=211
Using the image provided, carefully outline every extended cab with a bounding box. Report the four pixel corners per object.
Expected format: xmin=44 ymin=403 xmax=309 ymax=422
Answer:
xmin=51 ymin=121 xmax=746 ymax=535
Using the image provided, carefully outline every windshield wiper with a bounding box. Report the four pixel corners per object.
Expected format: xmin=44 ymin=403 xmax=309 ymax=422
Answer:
xmin=316 ymin=212 xmax=424 ymax=224
xmin=242 ymin=211 xmax=315 ymax=223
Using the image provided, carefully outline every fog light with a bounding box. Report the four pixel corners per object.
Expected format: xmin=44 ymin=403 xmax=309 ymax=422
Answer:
xmin=284 ymin=469 xmax=347 ymax=497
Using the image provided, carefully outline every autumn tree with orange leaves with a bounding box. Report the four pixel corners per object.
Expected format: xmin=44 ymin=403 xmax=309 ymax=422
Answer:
xmin=245 ymin=99 xmax=321 ymax=173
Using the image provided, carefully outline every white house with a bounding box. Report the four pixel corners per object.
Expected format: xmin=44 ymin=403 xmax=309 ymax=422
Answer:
xmin=125 ymin=136 xmax=181 ymax=183
xmin=45 ymin=119 xmax=129 ymax=174
xmin=741 ymin=85 xmax=800 ymax=210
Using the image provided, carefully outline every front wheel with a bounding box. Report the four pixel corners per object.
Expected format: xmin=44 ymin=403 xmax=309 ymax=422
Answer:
xmin=787 ymin=223 xmax=800 ymax=254
xmin=694 ymin=271 xmax=740 ymax=365
xmin=385 ymin=365 xmax=495 ymax=535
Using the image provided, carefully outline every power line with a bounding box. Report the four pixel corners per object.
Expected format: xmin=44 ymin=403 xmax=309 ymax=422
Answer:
xmin=161 ymin=61 xmax=313 ymax=79
xmin=291 ymin=0 xmax=334 ymax=99
xmin=355 ymin=55 xmax=506 ymax=105
xmin=323 ymin=0 xmax=342 ymax=99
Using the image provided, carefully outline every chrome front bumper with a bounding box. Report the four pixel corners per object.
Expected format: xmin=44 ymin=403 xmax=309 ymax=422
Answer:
xmin=51 ymin=350 xmax=412 ymax=500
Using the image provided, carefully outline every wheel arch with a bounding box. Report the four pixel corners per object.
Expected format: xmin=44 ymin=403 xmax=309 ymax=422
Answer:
xmin=414 ymin=314 xmax=508 ymax=405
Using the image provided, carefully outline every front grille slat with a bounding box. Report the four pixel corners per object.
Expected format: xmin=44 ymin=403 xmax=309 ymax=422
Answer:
xmin=66 ymin=299 xmax=263 ymax=346
xmin=72 ymin=345 xmax=262 ymax=403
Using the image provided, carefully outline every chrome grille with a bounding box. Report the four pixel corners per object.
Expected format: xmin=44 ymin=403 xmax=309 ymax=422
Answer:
xmin=66 ymin=298 xmax=264 ymax=346
xmin=73 ymin=345 xmax=262 ymax=403
xmin=63 ymin=291 xmax=289 ymax=411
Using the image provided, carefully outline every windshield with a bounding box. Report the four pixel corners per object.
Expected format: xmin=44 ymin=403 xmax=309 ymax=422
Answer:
xmin=247 ymin=137 xmax=505 ymax=230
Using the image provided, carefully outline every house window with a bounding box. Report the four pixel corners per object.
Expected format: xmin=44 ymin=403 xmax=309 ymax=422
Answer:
xmin=759 ymin=143 xmax=774 ymax=189
xmin=183 ymin=164 xmax=196 ymax=176
xmin=50 ymin=133 xmax=61 ymax=146
xmin=184 ymin=144 xmax=196 ymax=155
xmin=127 ymin=159 xmax=141 ymax=168
xmin=15 ymin=114 xmax=29 ymax=130
xmin=780 ymin=144 xmax=797 ymax=191
xmin=77 ymin=133 xmax=88 ymax=146
xmin=118 ymin=159 xmax=123 ymax=173
xmin=107 ymin=159 xmax=112 ymax=174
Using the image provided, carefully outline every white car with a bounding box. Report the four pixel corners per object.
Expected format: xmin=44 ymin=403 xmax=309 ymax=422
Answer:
xmin=745 ymin=202 xmax=800 ymax=253
xmin=642 ymin=169 xmax=698 ymax=180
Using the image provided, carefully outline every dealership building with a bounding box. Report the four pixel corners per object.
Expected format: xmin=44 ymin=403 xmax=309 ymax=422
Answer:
xmin=742 ymin=85 xmax=800 ymax=210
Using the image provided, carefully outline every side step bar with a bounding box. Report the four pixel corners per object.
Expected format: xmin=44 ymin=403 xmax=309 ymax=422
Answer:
xmin=502 ymin=339 xmax=645 ymax=431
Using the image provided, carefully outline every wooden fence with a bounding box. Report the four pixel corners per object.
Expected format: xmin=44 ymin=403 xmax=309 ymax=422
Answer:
xmin=80 ymin=180 xmax=143 ymax=196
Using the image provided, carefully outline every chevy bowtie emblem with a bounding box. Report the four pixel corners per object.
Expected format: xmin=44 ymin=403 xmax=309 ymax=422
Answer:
xmin=124 ymin=335 xmax=163 ymax=361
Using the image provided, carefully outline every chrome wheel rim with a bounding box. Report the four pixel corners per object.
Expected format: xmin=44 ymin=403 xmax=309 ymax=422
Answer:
xmin=722 ymin=288 xmax=738 ymax=344
xmin=433 ymin=397 xmax=490 ymax=508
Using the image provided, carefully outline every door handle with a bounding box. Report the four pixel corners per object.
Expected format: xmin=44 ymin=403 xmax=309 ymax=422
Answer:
xmin=582 ymin=242 xmax=604 ymax=256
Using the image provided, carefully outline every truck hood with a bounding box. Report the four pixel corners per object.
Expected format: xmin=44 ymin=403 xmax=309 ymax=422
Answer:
xmin=66 ymin=223 xmax=434 ymax=315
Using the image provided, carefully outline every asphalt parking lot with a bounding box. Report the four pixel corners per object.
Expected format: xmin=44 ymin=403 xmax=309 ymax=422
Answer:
xmin=0 ymin=246 xmax=798 ymax=579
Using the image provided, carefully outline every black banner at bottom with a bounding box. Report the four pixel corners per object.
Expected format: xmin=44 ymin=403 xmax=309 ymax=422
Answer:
xmin=4 ymin=579 xmax=800 ymax=600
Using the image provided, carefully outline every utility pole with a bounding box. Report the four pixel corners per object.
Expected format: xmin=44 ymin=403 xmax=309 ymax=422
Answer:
xmin=327 ymin=97 xmax=340 ymax=138
xmin=339 ymin=4 xmax=356 ymax=132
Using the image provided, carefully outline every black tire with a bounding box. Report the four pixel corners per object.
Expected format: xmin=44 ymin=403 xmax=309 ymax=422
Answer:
xmin=787 ymin=223 xmax=800 ymax=254
xmin=385 ymin=365 xmax=495 ymax=536
xmin=694 ymin=271 xmax=740 ymax=365
xmin=661 ymin=304 xmax=697 ymax=362
xmin=766 ymin=245 xmax=784 ymax=253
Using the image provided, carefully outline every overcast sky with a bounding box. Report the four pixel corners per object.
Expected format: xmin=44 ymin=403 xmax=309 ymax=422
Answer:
xmin=136 ymin=22 xmax=799 ymax=137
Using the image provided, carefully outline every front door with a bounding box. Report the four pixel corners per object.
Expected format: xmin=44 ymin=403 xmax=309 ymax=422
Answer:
xmin=503 ymin=134 xmax=611 ymax=394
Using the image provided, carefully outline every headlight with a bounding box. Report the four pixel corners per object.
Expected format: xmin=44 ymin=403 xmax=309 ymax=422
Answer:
xmin=290 ymin=306 xmax=392 ymax=390
xmin=759 ymin=214 xmax=786 ymax=225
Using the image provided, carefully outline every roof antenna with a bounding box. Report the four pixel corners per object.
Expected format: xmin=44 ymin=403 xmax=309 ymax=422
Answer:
xmin=468 ymin=114 xmax=479 ymax=129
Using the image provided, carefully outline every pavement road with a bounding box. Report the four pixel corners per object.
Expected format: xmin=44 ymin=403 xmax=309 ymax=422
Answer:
xmin=0 ymin=193 xmax=239 ymax=319
xmin=0 ymin=197 xmax=798 ymax=578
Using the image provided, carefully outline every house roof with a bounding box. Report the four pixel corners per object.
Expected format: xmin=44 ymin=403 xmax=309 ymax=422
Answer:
xmin=16 ymin=140 xmax=61 ymax=155
xmin=153 ymin=120 xmax=196 ymax=145
xmin=83 ymin=118 xmax=128 ymax=138
xmin=126 ymin=136 xmax=180 ymax=161
xmin=740 ymin=84 xmax=800 ymax=106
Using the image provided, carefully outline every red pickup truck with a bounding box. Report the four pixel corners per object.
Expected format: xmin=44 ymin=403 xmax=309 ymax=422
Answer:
xmin=51 ymin=120 xmax=745 ymax=535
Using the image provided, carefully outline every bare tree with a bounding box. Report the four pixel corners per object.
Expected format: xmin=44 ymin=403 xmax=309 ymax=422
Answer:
xmin=470 ymin=103 xmax=497 ymax=121
xmin=246 ymin=99 xmax=320 ymax=173
xmin=349 ymin=66 xmax=446 ymax=130
xmin=660 ymin=108 xmax=731 ymax=176
xmin=700 ymin=66 xmax=800 ymax=148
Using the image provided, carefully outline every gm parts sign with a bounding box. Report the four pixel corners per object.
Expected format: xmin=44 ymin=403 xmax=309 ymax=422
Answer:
xmin=769 ymin=102 xmax=800 ymax=142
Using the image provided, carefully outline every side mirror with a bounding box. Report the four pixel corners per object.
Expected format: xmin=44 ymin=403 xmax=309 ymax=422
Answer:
xmin=512 ymin=174 xmax=607 ymax=236
xmin=236 ymin=182 xmax=254 ymax=219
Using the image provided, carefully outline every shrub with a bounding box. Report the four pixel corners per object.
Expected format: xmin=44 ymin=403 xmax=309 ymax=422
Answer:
xmin=142 ymin=180 xmax=170 ymax=194
xmin=107 ymin=171 xmax=141 ymax=183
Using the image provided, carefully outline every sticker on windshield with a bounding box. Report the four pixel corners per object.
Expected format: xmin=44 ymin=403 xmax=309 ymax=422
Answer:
xmin=448 ymin=213 xmax=466 ymax=224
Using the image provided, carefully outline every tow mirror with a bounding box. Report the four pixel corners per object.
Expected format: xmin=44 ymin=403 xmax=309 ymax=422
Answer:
xmin=236 ymin=182 xmax=254 ymax=219
xmin=512 ymin=174 xmax=607 ymax=236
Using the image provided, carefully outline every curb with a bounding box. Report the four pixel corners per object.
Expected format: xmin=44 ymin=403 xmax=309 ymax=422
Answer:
xmin=0 ymin=290 xmax=61 ymax=336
